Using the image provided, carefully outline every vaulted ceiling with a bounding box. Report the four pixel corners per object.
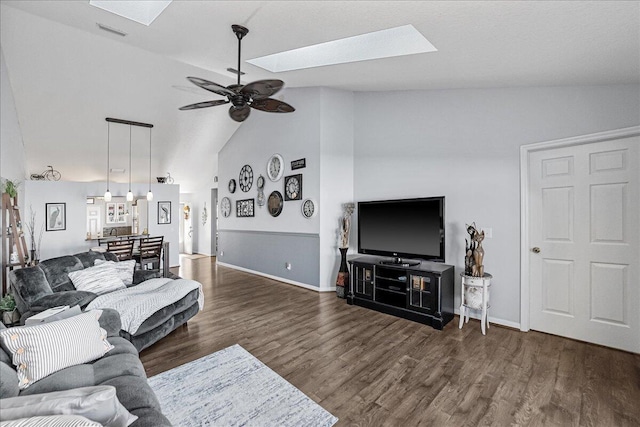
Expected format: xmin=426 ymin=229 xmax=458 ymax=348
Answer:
xmin=1 ymin=1 xmax=638 ymax=192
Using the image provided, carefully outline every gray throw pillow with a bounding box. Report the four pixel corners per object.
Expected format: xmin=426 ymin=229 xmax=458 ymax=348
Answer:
xmin=68 ymin=264 xmax=125 ymax=295
xmin=0 ymin=361 xmax=19 ymax=398
xmin=93 ymin=260 xmax=136 ymax=286
xmin=0 ymin=385 xmax=137 ymax=427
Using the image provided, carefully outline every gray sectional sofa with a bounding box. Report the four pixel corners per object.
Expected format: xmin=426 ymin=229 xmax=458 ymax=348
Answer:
xmin=0 ymin=309 xmax=172 ymax=426
xmin=9 ymin=251 xmax=200 ymax=351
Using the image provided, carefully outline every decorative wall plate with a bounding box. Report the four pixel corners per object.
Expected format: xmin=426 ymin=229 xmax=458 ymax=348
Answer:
xmin=284 ymin=174 xmax=302 ymax=201
xmin=220 ymin=197 xmax=232 ymax=217
xmin=228 ymin=179 xmax=237 ymax=193
xmin=301 ymin=199 xmax=316 ymax=218
xmin=236 ymin=198 xmax=255 ymax=217
xmin=239 ymin=165 xmax=253 ymax=192
xmin=267 ymin=154 xmax=284 ymax=182
xmin=267 ymin=191 xmax=284 ymax=217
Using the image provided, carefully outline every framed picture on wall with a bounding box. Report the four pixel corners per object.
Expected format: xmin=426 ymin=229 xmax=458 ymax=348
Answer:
xmin=45 ymin=203 xmax=66 ymax=231
xmin=106 ymin=202 xmax=117 ymax=224
xmin=158 ymin=201 xmax=171 ymax=224
xmin=116 ymin=202 xmax=126 ymax=223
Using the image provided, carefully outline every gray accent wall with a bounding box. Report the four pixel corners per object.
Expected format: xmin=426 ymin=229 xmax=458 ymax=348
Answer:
xmin=217 ymin=230 xmax=320 ymax=287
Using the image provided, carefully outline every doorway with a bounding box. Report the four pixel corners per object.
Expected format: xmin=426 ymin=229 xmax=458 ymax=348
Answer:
xmin=179 ymin=202 xmax=193 ymax=255
xmin=521 ymin=126 xmax=639 ymax=353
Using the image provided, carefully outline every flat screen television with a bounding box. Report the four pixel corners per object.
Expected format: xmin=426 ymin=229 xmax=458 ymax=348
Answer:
xmin=357 ymin=197 xmax=445 ymax=264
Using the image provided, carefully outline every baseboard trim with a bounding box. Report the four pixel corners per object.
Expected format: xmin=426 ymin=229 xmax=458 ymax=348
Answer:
xmin=216 ymin=261 xmax=335 ymax=293
xmin=453 ymin=308 xmax=521 ymax=330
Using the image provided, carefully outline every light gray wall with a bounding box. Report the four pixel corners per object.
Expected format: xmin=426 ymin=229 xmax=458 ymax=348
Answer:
xmin=0 ymin=46 xmax=26 ymax=186
xmin=354 ymin=84 xmax=640 ymax=326
xmin=23 ymin=181 xmax=180 ymax=266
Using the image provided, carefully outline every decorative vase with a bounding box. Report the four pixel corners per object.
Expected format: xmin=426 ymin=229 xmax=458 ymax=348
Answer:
xmin=336 ymin=247 xmax=349 ymax=298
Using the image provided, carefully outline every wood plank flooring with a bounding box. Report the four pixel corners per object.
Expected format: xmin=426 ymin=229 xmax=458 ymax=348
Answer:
xmin=140 ymin=256 xmax=640 ymax=426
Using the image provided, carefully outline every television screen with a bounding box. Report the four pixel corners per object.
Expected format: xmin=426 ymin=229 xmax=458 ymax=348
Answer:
xmin=357 ymin=197 xmax=444 ymax=262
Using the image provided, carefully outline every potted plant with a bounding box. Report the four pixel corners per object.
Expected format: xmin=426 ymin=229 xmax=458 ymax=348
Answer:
xmin=0 ymin=294 xmax=19 ymax=326
xmin=1 ymin=178 xmax=19 ymax=198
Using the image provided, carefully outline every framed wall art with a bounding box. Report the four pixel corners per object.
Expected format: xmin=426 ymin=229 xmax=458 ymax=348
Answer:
xmin=158 ymin=201 xmax=171 ymax=224
xmin=45 ymin=203 xmax=66 ymax=231
xmin=236 ymin=199 xmax=255 ymax=217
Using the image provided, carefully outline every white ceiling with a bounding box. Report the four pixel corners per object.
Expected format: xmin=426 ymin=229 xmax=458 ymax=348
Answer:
xmin=1 ymin=1 xmax=638 ymax=191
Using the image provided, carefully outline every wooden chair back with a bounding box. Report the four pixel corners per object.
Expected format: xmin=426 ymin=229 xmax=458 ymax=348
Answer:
xmin=106 ymin=239 xmax=135 ymax=261
xmin=136 ymin=236 xmax=164 ymax=268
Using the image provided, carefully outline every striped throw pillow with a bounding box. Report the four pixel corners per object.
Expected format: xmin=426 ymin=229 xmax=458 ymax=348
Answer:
xmin=1 ymin=415 xmax=102 ymax=427
xmin=0 ymin=310 xmax=114 ymax=390
xmin=93 ymin=259 xmax=136 ymax=286
xmin=68 ymin=263 xmax=125 ymax=295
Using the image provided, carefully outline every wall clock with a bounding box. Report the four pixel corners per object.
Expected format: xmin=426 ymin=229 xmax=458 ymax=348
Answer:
xmin=220 ymin=197 xmax=232 ymax=218
xmin=239 ymin=165 xmax=253 ymax=192
xmin=256 ymin=175 xmax=266 ymax=207
xmin=267 ymin=191 xmax=284 ymax=217
xmin=284 ymin=174 xmax=302 ymax=201
xmin=267 ymin=154 xmax=284 ymax=182
xmin=228 ymin=179 xmax=237 ymax=194
xmin=301 ymin=199 xmax=316 ymax=218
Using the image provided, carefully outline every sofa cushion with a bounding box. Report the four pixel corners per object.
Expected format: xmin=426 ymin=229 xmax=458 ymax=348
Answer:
xmin=0 ymin=385 xmax=138 ymax=427
xmin=39 ymin=256 xmax=85 ymax=292
xmin=69 ymin=264 xmax=125 ymax=295
xmin=1 ymin=361 xmax=20 ymax=398
xmin=30 ymin=291 xmax=97 ymax=312
xmin=0 ymin=310 xmax=114 ymax=389
xmin=1 ymin=414 xmax=103 ymax=427
xmin=74 ymin=251 xmax=116 ymax=268
xmin=9 ymin=268 xmax=52 ymax=314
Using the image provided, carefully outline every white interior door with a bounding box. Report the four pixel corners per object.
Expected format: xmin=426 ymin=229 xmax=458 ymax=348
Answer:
xmin=528 ymin=135 xmax=639 ymax=353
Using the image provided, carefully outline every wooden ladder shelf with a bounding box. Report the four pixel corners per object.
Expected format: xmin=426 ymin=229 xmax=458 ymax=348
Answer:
xmin=2 ymin=193 xmax=29 ymax=295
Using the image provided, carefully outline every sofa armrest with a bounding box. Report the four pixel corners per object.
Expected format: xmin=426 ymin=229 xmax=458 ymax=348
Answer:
xmin=30 ymin=291 xmax=97 ymax=312
xmin=132 ymin=269 xmax=163 ymax=285
xmin=97 ymin=308 xmax=122 ymax=337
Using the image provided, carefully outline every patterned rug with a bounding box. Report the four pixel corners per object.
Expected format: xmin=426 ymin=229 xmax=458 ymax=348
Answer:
xmin=180 ymin=253 xmax=210 ymax=260
xmin=148 ymin=344 xmax=338 ymax=427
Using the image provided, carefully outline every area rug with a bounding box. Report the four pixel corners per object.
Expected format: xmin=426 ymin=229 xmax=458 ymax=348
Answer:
xmin=148 ymin=344 xmax=338 ymax=427
xmin=180 ymin=253 xmax=209 ymax=260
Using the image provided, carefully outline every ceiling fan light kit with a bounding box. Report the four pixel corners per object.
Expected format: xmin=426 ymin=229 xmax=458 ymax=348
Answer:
xmin=179 ymin=25 xmax=295 ymax=122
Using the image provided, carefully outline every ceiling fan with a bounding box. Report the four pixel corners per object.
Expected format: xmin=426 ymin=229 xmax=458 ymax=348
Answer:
xmin=179 ymin=25 xmax=295 ymax=122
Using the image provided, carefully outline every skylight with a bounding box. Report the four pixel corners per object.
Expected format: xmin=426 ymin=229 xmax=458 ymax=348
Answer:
xmin=247 ymin=24 xmax=437 ymax=72
xmin=89 ymin=1 xmax=172 ymax=26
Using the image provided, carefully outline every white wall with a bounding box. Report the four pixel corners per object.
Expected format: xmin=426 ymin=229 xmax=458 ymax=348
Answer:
xmin=0 ymin=46 xmax=26 ymax=188
xmin=23 ymin=181 xmax=180 ymax=266
xmin=354 ymin=84 xmax=640 ymax=326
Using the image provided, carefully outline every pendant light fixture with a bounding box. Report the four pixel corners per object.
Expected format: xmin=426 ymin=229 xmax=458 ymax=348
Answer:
xmin=104 ymin=121 xmax=112 ymax=202
xmin=147 ymin=127 xmax=153 ymax=201
xmin=126 ymin=124 xmax=134 ymax=202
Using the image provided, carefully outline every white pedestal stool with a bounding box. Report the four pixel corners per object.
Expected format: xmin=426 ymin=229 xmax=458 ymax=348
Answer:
xmin=459 ymin=273 xmax=492 ymax=335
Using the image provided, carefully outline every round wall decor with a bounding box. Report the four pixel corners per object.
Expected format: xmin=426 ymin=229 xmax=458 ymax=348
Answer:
xmin=284 ymin=174 xmax=302 ymax=201
xmin=239 ymin=164 xmax=253 ymax=192
xmin=267 ymin=191 xmax=284 ymax=217
xmin=220 ymin=197 xmax=232 ymax=217
xmin=228 ymin=179 xmax=237 ymax=193
xmin=302 ymin=199 xmax=316 ymax=218
xmin=267 ymin=154 xmax=284 ymax=182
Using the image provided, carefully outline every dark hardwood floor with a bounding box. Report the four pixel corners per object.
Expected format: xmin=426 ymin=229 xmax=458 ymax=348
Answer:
xmin=140 ymin=256 xmax=640 ymax=426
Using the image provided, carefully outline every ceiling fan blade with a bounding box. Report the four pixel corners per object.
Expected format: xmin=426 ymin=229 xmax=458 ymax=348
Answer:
xmin=186 ymin=77 xmax=235 ymax=97
xmin=241 ymin=80 xmax=285 ymax=100
xmin=179 ymin=100 xmax=230 ymax=110
xmin=250 ymin=98 xmax=295 ymax=113
xmin=229 ymin=105 xmax=251 ymax=122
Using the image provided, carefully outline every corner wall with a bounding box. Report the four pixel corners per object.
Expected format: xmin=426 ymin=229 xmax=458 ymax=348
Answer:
xmin=353 ymin=84 xmax=640 ymax=326
xmin=0 ymin=46 xmax=26 ymax=188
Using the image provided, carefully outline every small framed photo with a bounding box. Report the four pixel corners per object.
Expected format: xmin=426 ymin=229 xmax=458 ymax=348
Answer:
xmin=106 ymin=202 xmax=117 ymax=224
xmin=158 ymin=201 xmax=171 ymax=224
xmin=46 ymin=203 xmax=66 ymax=231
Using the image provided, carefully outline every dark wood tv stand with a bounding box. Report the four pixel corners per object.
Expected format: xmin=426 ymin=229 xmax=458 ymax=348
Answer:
xmin=347 ymin=255 xmax=454 ymax=330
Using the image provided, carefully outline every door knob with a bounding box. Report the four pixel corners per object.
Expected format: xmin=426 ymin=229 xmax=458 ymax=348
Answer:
xmin=532 ymin=247 xmax=541 ymax=253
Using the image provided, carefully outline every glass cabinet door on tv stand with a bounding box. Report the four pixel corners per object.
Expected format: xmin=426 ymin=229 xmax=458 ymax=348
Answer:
xmin=352 ymin=263 xmax=374 ymax=300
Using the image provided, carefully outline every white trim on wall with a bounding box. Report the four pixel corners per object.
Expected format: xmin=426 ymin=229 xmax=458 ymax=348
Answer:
xmin=216 ymin=261 xmax=336 ymax=292
xmin=519 ymin=125 xmax=640 ymax=332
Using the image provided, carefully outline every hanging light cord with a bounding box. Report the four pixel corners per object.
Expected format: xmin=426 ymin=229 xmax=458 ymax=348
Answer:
xmin=129 ymin=125 xmax=132 ymax=191
xmin=148 ymin=128 xmax=152 ymax=192
xmin=107 ymin=122 xmax=110 ymax=191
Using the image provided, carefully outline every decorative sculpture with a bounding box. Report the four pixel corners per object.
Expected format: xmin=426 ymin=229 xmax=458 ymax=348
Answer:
xmin=336 ymin=203 xmax=355 ymax=298
xmin=465 ymin=222 xmax=486 ymax=277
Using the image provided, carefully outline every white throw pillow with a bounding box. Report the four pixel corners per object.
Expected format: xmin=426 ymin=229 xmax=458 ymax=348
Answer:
xmin=0 ymin=385 xmax=137 ymax=427
xmin=0 ymin=415 xmax=103 ymax=427
xmin=69 ymin=263 xmax=125 ymax=295
xmin=93 ymin=259 xmax=136 ymax=286
xmin=0 ymin=311 xmax=114 ymax=390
